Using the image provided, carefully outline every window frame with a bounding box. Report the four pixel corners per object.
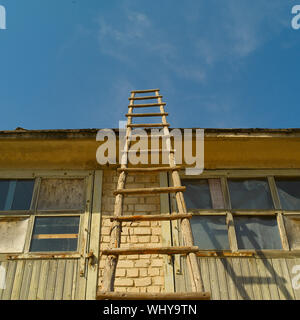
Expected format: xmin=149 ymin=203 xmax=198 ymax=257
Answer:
xmin=174 ymin=169 xmax=300 ymax=258
xmin=0 ymin=170 xmax=93 ymax=260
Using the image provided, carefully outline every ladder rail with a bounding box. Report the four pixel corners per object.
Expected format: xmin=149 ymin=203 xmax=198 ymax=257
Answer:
xmin=155 ymin=90 xmax=205 ymax=292
xmin=101 ymin=92 xmax=134 ymax=292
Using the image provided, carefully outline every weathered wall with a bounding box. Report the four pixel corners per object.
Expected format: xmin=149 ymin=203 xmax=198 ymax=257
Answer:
xmin=98 ymin=170 xmax=166 ymax=293
xmin=176 ymin=256 xmax=300 ymax=300
xmin=0 ymin=259 xmax=82 ymax=300
xmin=1 ymin=130 xmax=300 ymax=170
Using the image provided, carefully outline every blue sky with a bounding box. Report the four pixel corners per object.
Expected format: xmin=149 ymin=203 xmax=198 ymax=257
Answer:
xmin=0 ymin=0 xmax=299 ymax=130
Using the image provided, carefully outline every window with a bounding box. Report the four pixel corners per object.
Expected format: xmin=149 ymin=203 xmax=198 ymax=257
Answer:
xmin=275 ymin=178 xmax=300 ymax=210
xmin=30 ymin=216 xmax=80 ymax=252
xmin=37 ymin=178 xmax=85 ymax=211
xmin=228 ymin=178 xmax=274 ymax=210
xmin=183 ymin=178 xmax=225 ymax=210
xmin=191 ymin=215 xmax=230 ymax=250
xmin=234 ymin=216 xmax=282 ymax=250
xmin=0 ymin=179 xmax=34 ymax=211
xmin=182 ymin=179 xmax=212 ymax=209
xmin=181 ymin=174 xmax=300 ymax=253
xmin=0 ymin=174 xmax=89 ymax=255
xmin=283 ymin=215 xmax=300 ymax=250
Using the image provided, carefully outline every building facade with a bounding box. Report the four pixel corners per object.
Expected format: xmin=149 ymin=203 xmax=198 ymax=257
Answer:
xmin=0 ymin=128 xmax=300 ymax=300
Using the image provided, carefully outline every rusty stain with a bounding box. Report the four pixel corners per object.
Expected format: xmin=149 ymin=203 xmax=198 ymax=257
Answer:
xmin=6 ymin=253 xmax=80 ymax=260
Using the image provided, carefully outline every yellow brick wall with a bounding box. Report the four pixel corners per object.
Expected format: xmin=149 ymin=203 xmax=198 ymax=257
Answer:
xmin=98 ymin=170 xmax=166 ymax=293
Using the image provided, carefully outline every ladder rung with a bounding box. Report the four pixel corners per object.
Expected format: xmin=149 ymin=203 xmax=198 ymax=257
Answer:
xmin=129 ymin=103 xmax=166 ymax=108
xmin=113 ymin=186 xmax=186 ymax=195
xmin=123 ymin=149 xmax=175 ymax=154
xmin=97 ymin=291 xmax=210 ymax=301
xmin=125 ymin=112 xmax=168 ymax=117
xmin=127 ymin=123 xmax=169 ymax=128
xmin=129 ymin=134 xmax=171 ymax=139
xmin=129 ymin=95 xmax=162 ymax=101
xmin=131 ymin=89 xmax=159 ymax=94
xmin=109 ymin=213 xmax=192 ymax=222
xmin=101 ymin=246 xmax=199 ymax=255
xmin=117 ymin=166 xmax=182 ymax=173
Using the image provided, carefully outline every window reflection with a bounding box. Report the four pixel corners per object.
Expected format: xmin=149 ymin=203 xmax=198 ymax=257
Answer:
xmin=234 ymin=216 xmax=282 ymax=250
xmin=30 ymin=216 xmax=80 ymax=252
xmin=275 ymin=178 xmax=300 ymax=210
xmin=182 ymin=179 xmax=212 ymax=209
xmin=228 ymin=179 xmax=274 ymax=210
xmin=191 ymin=216 xmax=230 ymax=250
xmin=0 ymin=180 xmax=34 ymax=211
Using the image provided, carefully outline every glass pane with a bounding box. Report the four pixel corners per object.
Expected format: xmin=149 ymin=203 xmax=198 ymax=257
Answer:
xmin=37 ymin=179 xmax=85 ymax=211
xmin=11 ymin=180 xmax=35 ymax=210
xmin=284 ymin=215 xmax=300 ymax=250
xmin=228 ymin=179 xmax=274 ymax=210
xmin=182 ymin=179 xmax=212 ymax=209
xmin=0 ymin=180 xmax=34 ymax=211
xmin=0 ymin=180 xmax=9 ymax=210
xmin=30 ymin=216 xmax=80 ymax=252
xmin=275 ymin=178 xmax=300 ymax=210
xmin=191 ymin=216 xmax=230 ymax=250
xmin=234 ymin=216 xmax=282 ymax=250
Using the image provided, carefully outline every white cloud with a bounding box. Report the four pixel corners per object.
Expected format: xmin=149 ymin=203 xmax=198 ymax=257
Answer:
xmin=96 ymin=7 xmax=207 ymax=83
xmin=94 ymin=0 xmax=293 ymax=128
xmin=186 ymin=0 xmax=291 ymax=63
xmin=97 ymin=1 xmax=290 ymax=82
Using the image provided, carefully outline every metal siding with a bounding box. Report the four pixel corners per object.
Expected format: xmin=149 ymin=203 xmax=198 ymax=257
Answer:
xmin=1 ymin=261 xmax=17 ymax=300
xmin=11 ymin=260 xmax=25 ymax=300
xmin=28 ymin=260 xmax=41 ymax=300
xmin=278 ymin=259 xmax=296 ymax=300
xmin=45 ymin=260 xmax=58 ymax=300
xmin=208 ymin=258 xmax=221 ymax=300
xmin=224 ymin=258 xmax=238 ymax=300
xmin=62 ymin=260 xmax=75 ymax=300
xmin=176 ymin=256 xmax=300 ymax=300
xmin=200 ymin=258 xmax=211 ymax=295
xmin=216 ymin=258 xmax=229 ymax=300
xmin=0 ymin=259 xmax=80 ymax=300
xmin=266 ymin=259 xmax=280 ymax=300
xmin=19 ymin=260 xmax=33 ymax=299
xmin=0 ymin=261 xmax=8 ymax=299
xmin=54 ymin=260 xmax=66 ymax=300
xmin=248 ymin=258 xmax=263 ymax=300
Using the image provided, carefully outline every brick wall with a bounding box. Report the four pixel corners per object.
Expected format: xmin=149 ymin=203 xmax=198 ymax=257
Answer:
xmin=98 ymin=170 xmax=166 ymax=293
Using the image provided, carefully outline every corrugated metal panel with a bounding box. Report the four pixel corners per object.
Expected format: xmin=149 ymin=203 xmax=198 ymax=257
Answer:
xmin=176 ymin=257 xmax=300 ymax=300
xmin=0 ymin=259 xmax=81 ymax=300
xmin=54 ymin=260 xmax=66 ymax=300
xmin=1 ymin=261 xmax=17 ymax=300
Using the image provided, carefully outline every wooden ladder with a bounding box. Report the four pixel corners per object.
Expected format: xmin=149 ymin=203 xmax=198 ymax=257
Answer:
xmin=97 ymin=89 xmax=210 ymax=300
